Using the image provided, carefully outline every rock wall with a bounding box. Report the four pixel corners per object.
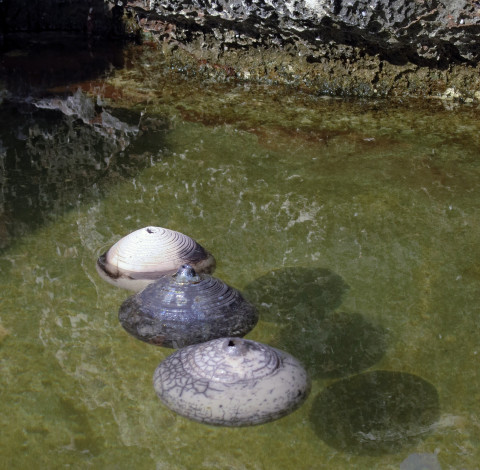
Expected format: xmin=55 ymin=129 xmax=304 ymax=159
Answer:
xmin=1 ymin=0 xmax=480 ymax=99
xmin=115 ymin=0 xmax=480 ymax=100
xmin=124 ymin=0 xmax=480 ymax=67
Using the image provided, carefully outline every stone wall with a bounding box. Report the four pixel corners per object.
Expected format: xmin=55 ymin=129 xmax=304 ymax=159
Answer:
xmin=123 ymin=0 xmax=480 ymax=66
xmin=118 ymin=0 xmax=480 ymax=100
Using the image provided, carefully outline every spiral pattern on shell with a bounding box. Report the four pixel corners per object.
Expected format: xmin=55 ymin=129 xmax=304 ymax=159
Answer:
xmin=96 ymin=226 xmax=216 ymax=291
xmin=153 ymin=337 xmax=310 ymax=426
xmin=186 ymin=337 xmax=279 ymax=383
xmin=118 ymin=265 xmax=258 ymax=348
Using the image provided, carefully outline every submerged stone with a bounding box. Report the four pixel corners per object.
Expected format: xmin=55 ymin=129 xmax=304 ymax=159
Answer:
xmin=400 ymin=453 xmax=442 ymax=470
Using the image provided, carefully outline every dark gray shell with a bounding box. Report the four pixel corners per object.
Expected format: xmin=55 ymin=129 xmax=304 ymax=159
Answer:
xmin=153 ymin=337 xmax=310 ymax=426
xmin=118 ymin=265 xmax=258 ymax=348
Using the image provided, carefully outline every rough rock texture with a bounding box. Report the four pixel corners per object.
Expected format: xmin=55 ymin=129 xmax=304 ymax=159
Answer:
xmin=123 ymin=0 xmax=480 ymax=66
xmin=1 ymin=0 xmax=480 ymax=98
xmin=118 ymin=0 xmax=480 ymax=99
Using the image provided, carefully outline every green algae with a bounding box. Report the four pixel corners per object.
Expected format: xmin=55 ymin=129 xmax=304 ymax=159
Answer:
xmin=1 ymin=46 xmax=480 ymax=469
xmin=125 ymin=37 xmax=480 ymax=101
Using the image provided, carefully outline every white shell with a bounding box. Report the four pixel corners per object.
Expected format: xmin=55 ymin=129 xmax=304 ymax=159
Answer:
xmin=96 ymin=226 xmax=215 ymax=291
xmin=153 ymin=337 xmax=310 ymax=426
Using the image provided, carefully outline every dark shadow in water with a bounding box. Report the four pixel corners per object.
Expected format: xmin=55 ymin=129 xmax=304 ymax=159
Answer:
xmin=0 ymin=33 xmax=161 ymax=251
xmin=0 ymin=90 xmax=170 ymax=252
xmin=243 ymin=267 xmax=350 ymax=323
xmin=244 ymin=267 xmax=387 ymax=378
xmin=278 ymin=311 xmax=389 ymax=379
xmin=0 ymin=33 xmax=125 ymax=97
xmin=310 ymin=371 xmax=440 ymax=455
xmin=0 ymin=1 xmax=119 ymax=41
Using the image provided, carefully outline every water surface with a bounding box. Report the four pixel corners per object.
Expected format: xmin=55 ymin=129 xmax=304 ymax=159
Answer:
xmin=1 ymin=43 xmax=479 ymax=469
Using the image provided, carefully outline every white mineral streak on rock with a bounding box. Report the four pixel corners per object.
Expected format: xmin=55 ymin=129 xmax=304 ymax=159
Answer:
xmin=303 ymin=0 xmax=328 ymax=18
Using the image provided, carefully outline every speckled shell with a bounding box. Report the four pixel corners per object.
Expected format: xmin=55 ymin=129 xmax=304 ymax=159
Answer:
xmin=96 ymin=226 xmax=216 ymax=291
xmin=153 ymin=337 xmax=310 ymax=426
xmin=118 ymin=265 xmax=258 ymax=348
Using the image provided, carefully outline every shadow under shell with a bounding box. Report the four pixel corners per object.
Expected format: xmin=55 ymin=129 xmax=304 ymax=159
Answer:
xmin=277 ymin=311 xmax=389 ymax=379
xmin=310 ymin=370 xmax=440 ymax=455
xmin=243 ymin=267 xmax=349 ymax=323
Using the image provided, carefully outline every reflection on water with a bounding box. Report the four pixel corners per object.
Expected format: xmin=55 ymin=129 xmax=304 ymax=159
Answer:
xmin=0 ymin=90 xmax=169 ymax=250
xmin=310 ymin=371 xmax=440 ymax=455
xmin=1 ymin=42 xmax=480 ymax=469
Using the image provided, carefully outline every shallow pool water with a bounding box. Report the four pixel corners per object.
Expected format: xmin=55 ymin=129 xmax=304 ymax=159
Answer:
xmin=1 ymin=42 xmax=479 ymax=469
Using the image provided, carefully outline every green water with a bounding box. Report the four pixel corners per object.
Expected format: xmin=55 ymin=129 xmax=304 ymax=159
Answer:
xmin=1 ymin=44 xmax=480 ymax=469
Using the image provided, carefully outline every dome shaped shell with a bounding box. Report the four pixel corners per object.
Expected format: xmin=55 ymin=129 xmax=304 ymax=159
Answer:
xmin=153 ymin=337 xmax=310 ymax=426
xmin=118 ymin=265 xmax=258 ymax=348
xmin=96 ymin=226 xmax=216 ymax=291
